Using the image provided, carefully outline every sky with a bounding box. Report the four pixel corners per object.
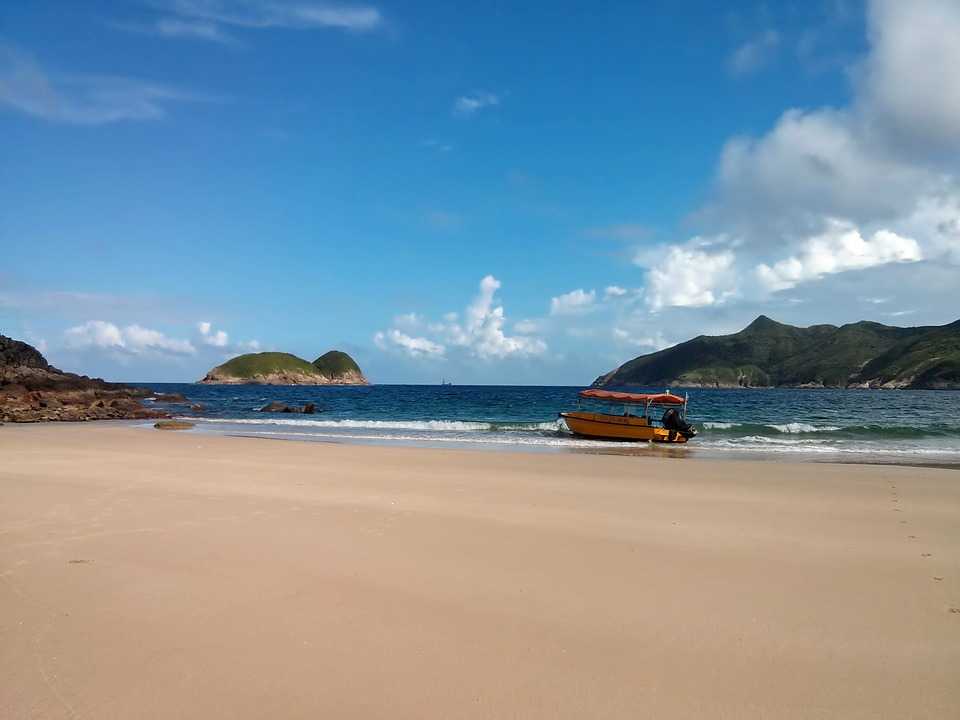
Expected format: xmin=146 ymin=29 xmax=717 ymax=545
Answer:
xmin=1 ymin=0 xmax=959 ymax=384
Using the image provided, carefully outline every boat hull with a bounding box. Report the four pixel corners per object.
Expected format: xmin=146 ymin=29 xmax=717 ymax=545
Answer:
xmin=559 ymin=412 xmax=690 ymax=443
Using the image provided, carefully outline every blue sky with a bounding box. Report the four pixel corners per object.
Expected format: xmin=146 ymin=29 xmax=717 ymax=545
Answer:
xmin=2 ymin=1 xmax=959 ymax=383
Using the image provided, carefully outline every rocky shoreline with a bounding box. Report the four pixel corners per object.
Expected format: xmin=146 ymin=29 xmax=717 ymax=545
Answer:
xmin=199 ymin=369 xmax=367 ymax=385
xmin=0 ymin=335 xmax=166 ymax=423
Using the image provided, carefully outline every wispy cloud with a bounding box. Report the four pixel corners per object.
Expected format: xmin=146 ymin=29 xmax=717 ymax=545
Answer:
xmin=126 ymin=0 xmax=384 ymax=42
xmin=111 ymin=17 xmax=237 ymax=44
xmin=729 ymin=29 xmax=780 ymax=75
xmin=0 ymin=44 xmax=205 ymax=125
xmin=453 ymin=91 xmax=500 ymax=117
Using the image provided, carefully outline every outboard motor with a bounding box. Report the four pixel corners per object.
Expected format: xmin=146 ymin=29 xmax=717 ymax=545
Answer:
xmin=661 ymin=408 xmax=697 ymax=439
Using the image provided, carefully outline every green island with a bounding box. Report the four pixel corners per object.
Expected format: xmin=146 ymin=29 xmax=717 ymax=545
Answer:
xmin=200 ymin=350 xmax=368 ymax=385
xmin=595 ymin=315 xmax=960 ymax=389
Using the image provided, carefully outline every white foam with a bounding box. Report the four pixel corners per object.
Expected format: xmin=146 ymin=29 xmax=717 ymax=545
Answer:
xmin=767 ymin=422 xmax=841 ymax=433
xmin=185 ymin=417 xmax=560 ymax=433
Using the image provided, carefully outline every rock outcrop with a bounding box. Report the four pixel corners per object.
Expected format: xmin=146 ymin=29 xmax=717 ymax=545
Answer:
xmin=0 ymin=335 xmax=165 ymax=423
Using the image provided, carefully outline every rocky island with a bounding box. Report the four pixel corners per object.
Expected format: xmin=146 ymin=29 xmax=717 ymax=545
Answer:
xmin=595 ymin=315 xmax=960 ymax=390
xmin=200 ymin=349 xmax=368 ymax=385
xmin=0 ymin=334 xmax=165 ymax=422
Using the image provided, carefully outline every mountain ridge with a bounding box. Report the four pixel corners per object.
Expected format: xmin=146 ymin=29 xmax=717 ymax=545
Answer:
xmin=594 ymin=316 xmax=960 ymax=390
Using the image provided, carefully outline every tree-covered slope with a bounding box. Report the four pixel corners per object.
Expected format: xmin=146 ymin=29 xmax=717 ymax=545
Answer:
xmin=209 ymin=352 xmax=321 ymax=379
xmin=595 ymin=316 xmax=960 ymax=389
xmin=200 ymin=350 xmax=368 ymax=385
xmin=313 ymin=350 xmax=362 ymax=378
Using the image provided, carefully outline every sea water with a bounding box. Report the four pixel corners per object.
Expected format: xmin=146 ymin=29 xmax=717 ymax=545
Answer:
xmin=137 ymin=384 xmax=960 ymax=465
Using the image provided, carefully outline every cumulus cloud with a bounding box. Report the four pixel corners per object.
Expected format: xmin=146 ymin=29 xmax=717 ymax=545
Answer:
xmin=729 ymin=29 xmax=780 ymax=75
xmin=756 ymin=220 xmax=922 ymax=291
xmin=640 ymin=242 xmax=737 ymax=311
xmin=550 ymin=289 xmax=596 ymax=316
xmin=197 ymin=321 xmax=230 ymax=347
xmin=604 ymin=285 xmax=628 ymax=299
xmin=629 ymin=1 xmax=960 ymax=314
xmin=65 ymin=321 xmax=195 ymax=355
xmin=375 ymin=276 xmax=546 ymax=360
xmin=860 ymin=0 xmax=960 ymax=150
xmin=0 ymin=44 xmax=203 ymax=125
xmin=453 ymin=91 xmax=500 ymax=116
xmin=373 ymin=329 xmax=445 ymax=358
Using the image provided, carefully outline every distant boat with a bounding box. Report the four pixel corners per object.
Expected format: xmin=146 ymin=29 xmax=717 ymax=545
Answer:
xmin=440 ymin=378 xmax=453 ymax=386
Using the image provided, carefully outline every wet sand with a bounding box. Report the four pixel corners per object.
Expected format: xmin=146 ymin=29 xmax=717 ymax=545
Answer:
xmin=1 ymin=423 xmax=958 ymax=719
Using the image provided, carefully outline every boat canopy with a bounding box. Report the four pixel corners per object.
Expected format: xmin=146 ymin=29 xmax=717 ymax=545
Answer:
xmin=579 ymin=389 xmax=686 ymax=405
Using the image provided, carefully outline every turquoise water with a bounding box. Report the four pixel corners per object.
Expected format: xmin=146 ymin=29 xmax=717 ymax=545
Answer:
xmin=136 ymin=384 xmax=960 ymax=465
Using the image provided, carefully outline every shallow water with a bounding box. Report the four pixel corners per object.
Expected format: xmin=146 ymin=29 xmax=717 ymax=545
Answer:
xmin=135 ymin=383 xmax=960 ymax=465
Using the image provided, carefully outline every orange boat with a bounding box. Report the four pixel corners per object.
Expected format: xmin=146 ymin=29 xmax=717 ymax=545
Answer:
xmin=559 ymin=389 xmax=697 ymax=443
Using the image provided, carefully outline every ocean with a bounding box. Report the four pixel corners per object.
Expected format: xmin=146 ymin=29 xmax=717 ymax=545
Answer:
xmin=135 ymin=383 xmax=960 ymax=465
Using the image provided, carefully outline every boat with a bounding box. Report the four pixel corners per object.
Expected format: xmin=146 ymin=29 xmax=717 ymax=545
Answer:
xmin=559 ymin=388 xmax=697 ymax=443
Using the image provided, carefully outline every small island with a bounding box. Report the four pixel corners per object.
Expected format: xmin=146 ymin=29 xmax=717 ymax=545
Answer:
xmin=199 ymin=350 xmax=368 ymax=385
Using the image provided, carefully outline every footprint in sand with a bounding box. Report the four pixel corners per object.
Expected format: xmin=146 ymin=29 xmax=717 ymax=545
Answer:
xmin=68 ymin=559 xmax=92 ymax=564
xmin=907 ymin=535 xmax=918 ymax=539
xmin=950 ymin=608 xmax=960 ymax=614
xmin=922 ymin=553 xmax=933 ymax=558
xmin=933 ymin=577 xmax=944 ymax=582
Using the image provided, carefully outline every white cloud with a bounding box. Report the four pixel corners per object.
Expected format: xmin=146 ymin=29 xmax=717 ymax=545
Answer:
xmin=550 ymin=288 xmax=596 ymax=316
xmin=729 ymin=29 xmax=781 ymax=75
xmin=513 ymin=319 xmax=540 ymax=334
xmin=604 ymin=285 xmax=628 ymax=299
xmin=113 ymin=18 xmax=236 ymax=44
xmin=373 ymin=329 xmax=445 ymax=358
xmin=630 ymin=0 xmax=960 ymax=316
xmin=640 ymin=243 xmax=737 ymax=311
xmin=0 ymin=44 xmax=203 ymax=125
xmin=453 ymin=91 xmax=500 ymax=116
xmin=613 ymin=328 xmax=670 ymax=351
xmin=145 ymin=1 xmax=383 ymax=34
xmin=860 ymin=0 xmax=960 ymax=149
xmin=197 ymin=321 xmax=230 ymax=347
xmin=65 ymin=321 xmax=195 ymax=356
xmin=375 ymin=276 xmax=546 ymax=361
xmin=756 ymin=220 xmax=922 ymax=292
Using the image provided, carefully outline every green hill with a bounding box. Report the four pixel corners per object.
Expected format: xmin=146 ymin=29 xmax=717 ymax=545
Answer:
xmin=594 ymin=316 xmax=960 ymax=389
xmin=200 ymin=350 xmax=368 ymax=385
xmin=313 ymin=350 xmax=362 ymax=378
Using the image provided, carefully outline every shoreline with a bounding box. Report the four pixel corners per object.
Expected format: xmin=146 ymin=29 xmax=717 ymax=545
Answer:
xmin=174 ymin=418 xmax=960 ymax=469
xmin=2 ymin=423 xmax=958 ymax=718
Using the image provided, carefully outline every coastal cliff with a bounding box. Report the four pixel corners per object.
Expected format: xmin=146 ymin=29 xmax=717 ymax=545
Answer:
xmin=594 ymin=316 xmax=960 ymax=390
xmin=0 ymin=334 xmax=165 ymax=422
xmin=199 ymin=350 xmax=368 ymax=385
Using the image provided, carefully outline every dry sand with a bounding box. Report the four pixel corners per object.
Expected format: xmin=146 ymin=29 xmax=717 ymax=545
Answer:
xmin=1 ymin=423 xmax=958 ymax=719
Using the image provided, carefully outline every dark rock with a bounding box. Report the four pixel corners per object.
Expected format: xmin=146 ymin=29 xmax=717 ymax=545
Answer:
xmin=154 ymin=392 xmax=188 ymax=403
xmin=190 ymin=403 xmax=205 ymax=412
xmin=259 ymin=401 xmax=317 ymax=414
xmin=260 ymin=401 xmax=295 ymax=413
xmin=0 ymin=334 xmax=167 ymax=423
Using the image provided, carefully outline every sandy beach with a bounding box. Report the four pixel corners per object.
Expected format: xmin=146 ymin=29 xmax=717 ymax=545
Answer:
xmin=1 ymin=423 xmax=958 ymax=719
